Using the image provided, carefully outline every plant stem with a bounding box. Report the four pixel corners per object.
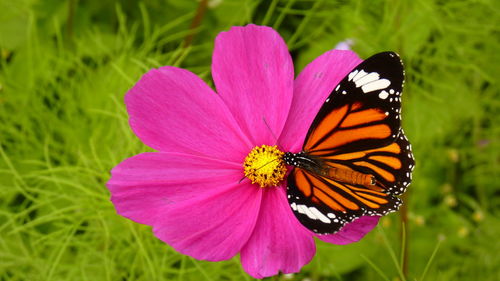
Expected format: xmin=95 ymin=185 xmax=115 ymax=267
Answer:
xmin=393 ymin=0 xmax=410 ymax=278
xmin=67 ymin=0 xmax=76 ymax=40
xmin=183 ymin=0 xmax=208 ymax=48
xmin=400 ymin=193 xmax=409 ymax=278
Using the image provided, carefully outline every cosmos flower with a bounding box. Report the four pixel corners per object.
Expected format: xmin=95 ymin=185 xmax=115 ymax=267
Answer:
xmin=107 ymin=24 xmax=379 ymax=278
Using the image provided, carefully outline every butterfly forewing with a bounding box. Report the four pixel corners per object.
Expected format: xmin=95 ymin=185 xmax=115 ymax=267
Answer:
xmin=304 ymin=52 xmax=404 ymax=154
xmin=286 ymin=52 xmax=413 ymax=234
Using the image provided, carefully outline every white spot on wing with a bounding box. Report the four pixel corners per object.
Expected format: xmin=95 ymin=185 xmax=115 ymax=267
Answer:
xmin=297 ymin=204 xmax=307 ymax=215
xmin=348 ymin=70 xmax=359 ymax=81
xmin=352 ymin=70 xmax=368 ymax=82
xmin=354 ymin=72 xmax=380 ymax=88
xmin=361 ymin=79 xmax=391 ymax=93
xmin=379 ymin=90 xmax=389 ymax=99
xmin=310 ymin=207 xmax=331 ymax=223
xmin=303 ymin=207 xmax=317 ymax=220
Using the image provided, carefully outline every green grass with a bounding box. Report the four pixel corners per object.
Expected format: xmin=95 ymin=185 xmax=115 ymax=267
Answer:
xmin=1 ymin=0 xmax=499 ymax=280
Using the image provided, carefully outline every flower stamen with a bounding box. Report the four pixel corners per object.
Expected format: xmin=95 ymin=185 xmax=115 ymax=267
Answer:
xmin=243 ymin=145 xmax=287 ymax=188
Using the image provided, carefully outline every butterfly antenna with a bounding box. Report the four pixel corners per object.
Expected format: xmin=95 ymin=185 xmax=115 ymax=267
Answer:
xmin=238 ymin=176 xmax=246 ymax=184
xmin=262 ymin=117 xmax=279 ymax=143
xmin=262 ymin=117 xmax=286 ymax=152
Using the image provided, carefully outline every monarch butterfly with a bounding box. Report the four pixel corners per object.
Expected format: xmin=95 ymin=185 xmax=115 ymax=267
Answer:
xmin=284 ymin=51 xmax=415 ymax=234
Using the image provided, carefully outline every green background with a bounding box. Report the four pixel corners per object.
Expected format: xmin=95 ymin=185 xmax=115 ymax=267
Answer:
xmin=1 ymin=0 xmax=498 ymax=280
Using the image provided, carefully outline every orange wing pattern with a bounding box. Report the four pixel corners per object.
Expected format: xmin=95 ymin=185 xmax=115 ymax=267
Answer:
xmin=315 ymin=129 xmax=414 ymax=195
xmin=285 ymin=52 xmax=414 ymax=234
xmin=305 ymin=106 xmax=392 ymax=152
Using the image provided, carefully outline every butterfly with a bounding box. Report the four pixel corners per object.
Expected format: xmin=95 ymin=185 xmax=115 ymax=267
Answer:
xmin=283 ymin=51 xmax=415 ymax=234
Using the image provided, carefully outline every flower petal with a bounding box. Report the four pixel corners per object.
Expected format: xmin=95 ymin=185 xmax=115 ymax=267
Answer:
xmin=240 ymin=187 xmax=315 ymax=278
xmin=107 ymin=152 xmax=262 ymax=261
xmin=126 ymin=66 xmax=252 ymax=162
xmin=316 ymin=216 xmax=380 ymax=245
xmin=279 ymin=50 xmax=362 ymax=152
xmin=212 ymin=24 xmax=294 ymax=145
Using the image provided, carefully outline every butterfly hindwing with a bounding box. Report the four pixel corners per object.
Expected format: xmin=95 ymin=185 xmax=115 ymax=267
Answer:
xmin=314 ymin=128 xmax=415 ymax=196
xmin=385 ymin=129 xmax=415 ymax=195
xmin=286 ymin=168 xmax=402 ymax=234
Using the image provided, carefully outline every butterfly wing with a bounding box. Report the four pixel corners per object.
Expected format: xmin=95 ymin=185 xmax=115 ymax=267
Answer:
xmin=286 ymin=52 xmax=414 ymax=234
xmin=303 ymin=51 xmax=404 ymax=154
xmin=313 ymin=128 xmax=415 ymax=196
xmin=286 ymin=129 xmax=414 ymax=234
xmin=287 ymin=166 xmax=402 ymax=234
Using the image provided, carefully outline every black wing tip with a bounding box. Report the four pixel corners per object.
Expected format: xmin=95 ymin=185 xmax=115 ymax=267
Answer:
xmin=368 ymin=51 xmax=404 ymax=70
xmin=372 ymin=51 xmax=401 ymax=58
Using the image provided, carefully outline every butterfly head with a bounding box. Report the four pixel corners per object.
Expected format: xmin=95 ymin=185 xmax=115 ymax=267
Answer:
xmin=283 ymin=152 xmax=295 ymax=166
xmin=283 ymin=151 xmax=321 ymax=170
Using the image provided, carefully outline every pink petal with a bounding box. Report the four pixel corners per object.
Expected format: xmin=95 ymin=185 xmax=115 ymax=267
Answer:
xmin=279 ymin=50 xmax=362 ymax=152
xmin=240 ymin=187 xmax=315 ymax=278
xmin=125 ymin=66 xmax=252 ymax=162
xmin=107 ymin=152 xmax=262 ymax=261
xmin=316 ymin=216 xmax=380 ymax=245
xmin=212 ymin=24 xmax=294 ymax=145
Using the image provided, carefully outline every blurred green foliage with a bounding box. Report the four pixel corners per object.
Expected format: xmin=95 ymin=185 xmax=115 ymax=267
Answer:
xmin=0 ymin=0 xmax=499 ymax=280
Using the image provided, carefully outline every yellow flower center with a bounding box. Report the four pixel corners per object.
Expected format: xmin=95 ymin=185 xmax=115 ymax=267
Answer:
xmin=243 ymin=145 xmax=287 ymax=187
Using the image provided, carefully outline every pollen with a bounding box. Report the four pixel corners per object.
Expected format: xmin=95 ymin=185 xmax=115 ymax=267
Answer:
xmin=243 ymin=145 xmax=287 ymax=188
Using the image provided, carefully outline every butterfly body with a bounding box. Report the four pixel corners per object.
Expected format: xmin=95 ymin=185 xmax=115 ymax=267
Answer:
xmin=283 ymin=152 xmax=375 ymax=187
xmin=285 ymin=52 xmax=415 ymax=235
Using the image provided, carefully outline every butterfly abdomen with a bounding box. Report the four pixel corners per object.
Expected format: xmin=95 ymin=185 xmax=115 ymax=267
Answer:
xmin=284 ymin=152 xmax=375 ymax=187
xmin=322 ymin=167 xmax=375 ymax=187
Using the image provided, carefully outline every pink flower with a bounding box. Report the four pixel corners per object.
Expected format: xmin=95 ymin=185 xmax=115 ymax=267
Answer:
xmin=107 ymin=24 xmax=379 ymax=278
